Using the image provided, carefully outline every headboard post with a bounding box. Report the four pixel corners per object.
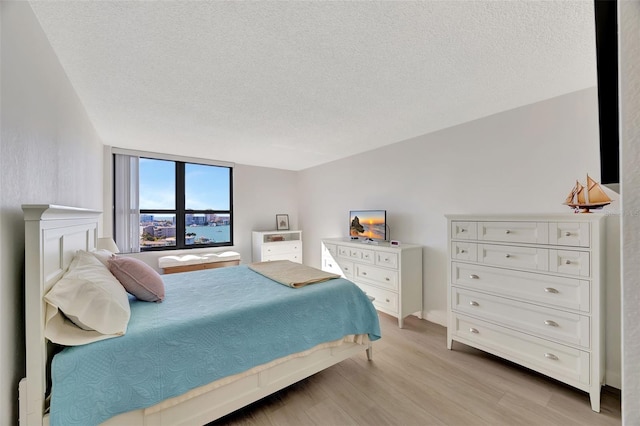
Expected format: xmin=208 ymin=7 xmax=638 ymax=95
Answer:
xmin=21 ymin=205 xmax=101 ymax=426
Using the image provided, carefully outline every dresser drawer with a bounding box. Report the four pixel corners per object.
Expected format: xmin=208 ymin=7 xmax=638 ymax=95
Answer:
xmin=375 ymin=251 xmax=398 ymax=269
xmin=451 ymin=313 xmax=590 ymax=385
xmin=479 ymin=244 xmax=549 ymax=271
xmin=451 ymin=241 xmax=478 ymax=262
xmin=451 ymin=221 xmax=477 ymax=240
xmin=323 ymin=243 xmax=337 ymax=257
xmin=452 ymin=288 xmax=590 ymax=347
xmin=355 ymin=264 xmax=398 ymax=291
xmin=323 ymin=255 xmax=343 ymax=276
xmin=357 ymin=282 xmax=398 ymax=314
xmin=549 ymin=250 xmax=590 ymax=277
xmin=337 ymin=246 xmax=375 ymax=264
xmin=549 ymin=222 xmax=591 ymax=247
xmin=452 ymin=263 xmax=591 ymax=312
xmin=478 ymin=221 xmax=549 ymax=244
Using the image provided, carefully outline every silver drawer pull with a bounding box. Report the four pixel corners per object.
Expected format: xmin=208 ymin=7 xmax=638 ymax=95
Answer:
xmin=460 ymin=249 xmax=466 ymax=254
xmin=469 ymin=301 xmax=479 ymax=307
xmin=385 ymin=277 xmax=390 ymax=281
xmin=470 ymin=274 xmax=480 ymax=279
xmin=505 ymin=254 xmax=511 ymax=258
xmin=565 ymin=260 xmax=572 ymax=265
xmin=385 ymin=298 xmax=390 ymax=303
xmin=384 ymin=257 xmax=390 ymax=261
xmin=544 ymin=287 xmax=559 ymax=294
xmin=505 ymin=230 xmax=511 ymax=234
xmin=544 ymin=320 xmax=559 ymax=327
xmin=544 ymin=353 xmax=559 ymax=361
xmin=362 ymin=272 xmax=367 ymax=276
xmin=328 ymin=263 xmax=333 ymax=268
xmin=461 ymin=229 xmax=466 ymax=233
xmin=565 ymin=231 xmax=572 ymax=237
xmin=469 ymin=328 xmax=479 ymax=334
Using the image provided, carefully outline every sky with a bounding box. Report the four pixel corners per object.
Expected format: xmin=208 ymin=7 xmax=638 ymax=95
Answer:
xmin=139 ymin=158 xmax=230 ymax=210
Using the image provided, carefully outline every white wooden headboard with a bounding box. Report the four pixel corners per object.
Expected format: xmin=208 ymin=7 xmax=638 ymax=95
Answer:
xmin=20 ymin=205 xmax=101 ymax=426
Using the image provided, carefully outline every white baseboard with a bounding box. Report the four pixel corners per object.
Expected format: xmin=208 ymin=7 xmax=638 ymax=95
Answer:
xmin=423 ymin=310 xmax=447 ymax=327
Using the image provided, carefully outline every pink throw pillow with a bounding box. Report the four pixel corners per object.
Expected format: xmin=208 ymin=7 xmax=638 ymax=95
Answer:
xmin=109 ymin=256 xmax=165 ymax=302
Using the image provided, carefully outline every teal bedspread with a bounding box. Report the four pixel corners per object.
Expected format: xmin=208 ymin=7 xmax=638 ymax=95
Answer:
xmin=49 ymin=265 xmax=381 ymax=425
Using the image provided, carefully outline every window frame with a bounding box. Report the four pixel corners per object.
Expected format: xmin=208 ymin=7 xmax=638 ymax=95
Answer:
xmin=113 ymin=151 xmax=234 ymax=252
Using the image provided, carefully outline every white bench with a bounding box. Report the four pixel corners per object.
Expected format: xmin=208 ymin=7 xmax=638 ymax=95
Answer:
xmin=159 ymin=251 xmax=241 ymax=274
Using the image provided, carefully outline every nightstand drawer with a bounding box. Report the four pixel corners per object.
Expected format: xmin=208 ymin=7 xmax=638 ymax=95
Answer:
xmin=263 ymin=252 xmax=301 ymax=263
xmin=263 ymin=242 xmax=301 ymax=256
xmin=452 ymin=262 xmax=590 ymax=312
xmin=355 ymin=264 xmax=398 ymax=291
xmin=452 ymin=287 xmax=590 ymax=347
xmin=478 ymin=221 xmax=548 ymax=244
xmin=452 ymin=313 xmax=590 ymax=385
xmin=479 ymin=244 xmax=548 ymax=271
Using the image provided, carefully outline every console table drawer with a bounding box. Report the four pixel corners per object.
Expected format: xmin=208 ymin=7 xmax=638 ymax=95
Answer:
xmin=452 ymin=288 xmax=590 ymax=347
xmin=478 ymin=221 xmax=548 ymax=244
xmin=479 ymin=244 xmax=548 ymax=271
xmin=452 ymin=263 xmax=590 ymax=312
xmin=355 ymin=264 xmax=398 ymax=291
xmin=452 ymin=313 xmax=590 ymax=385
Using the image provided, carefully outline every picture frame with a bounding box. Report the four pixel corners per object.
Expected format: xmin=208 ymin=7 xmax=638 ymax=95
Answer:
xmin=276 ymin=214 xmax=289 ymax=231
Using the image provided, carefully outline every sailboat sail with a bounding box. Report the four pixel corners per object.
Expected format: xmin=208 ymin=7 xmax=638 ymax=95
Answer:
xmin=564 ymin=175 xmax=612 ymax=212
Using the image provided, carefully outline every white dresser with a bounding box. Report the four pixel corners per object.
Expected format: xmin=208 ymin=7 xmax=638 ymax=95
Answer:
xmin=321 ymin=238 xmax=422 ymax=328
xmin=446 ymin=214 xmax=606 ymax=412
xmin=252 ymin=230 xmax=302 ymax=263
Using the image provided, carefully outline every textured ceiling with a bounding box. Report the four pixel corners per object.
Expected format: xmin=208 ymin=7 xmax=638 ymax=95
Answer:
xmin=29 ymin=1 xmax=597 ymax=171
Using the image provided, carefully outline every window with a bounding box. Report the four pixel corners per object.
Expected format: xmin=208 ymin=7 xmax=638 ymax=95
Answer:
xmin=113 ymin=152 xmax=233 ymax=252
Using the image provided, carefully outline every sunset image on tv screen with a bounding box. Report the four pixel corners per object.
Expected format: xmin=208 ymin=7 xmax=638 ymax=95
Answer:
xmin=349 ymin=210 xmax=385 ymax=240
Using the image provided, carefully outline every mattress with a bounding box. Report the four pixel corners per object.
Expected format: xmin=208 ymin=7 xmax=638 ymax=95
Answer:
xmin=49 ymin=265 xmax=381 ymax=425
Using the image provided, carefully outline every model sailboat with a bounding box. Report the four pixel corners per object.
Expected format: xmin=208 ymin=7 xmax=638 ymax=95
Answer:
xmin=564 ymin=175 xmax=612 ymax=212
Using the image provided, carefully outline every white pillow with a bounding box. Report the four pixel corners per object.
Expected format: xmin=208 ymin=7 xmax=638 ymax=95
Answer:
xmin=91 ymin=248 xmax=116 ymax=267
xmin=44 ymin=250 xmax=131 ymax=345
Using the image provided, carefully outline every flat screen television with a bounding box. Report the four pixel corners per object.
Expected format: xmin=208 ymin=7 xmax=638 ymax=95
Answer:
xmin=349 ymin=210 xmax=386 ymax=241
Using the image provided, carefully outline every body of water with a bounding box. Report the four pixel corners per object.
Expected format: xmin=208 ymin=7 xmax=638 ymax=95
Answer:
xmin=186 ymin=225 xmax=231 ymax=244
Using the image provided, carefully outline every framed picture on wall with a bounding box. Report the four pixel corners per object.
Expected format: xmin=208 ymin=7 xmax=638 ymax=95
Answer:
xmin=276 ymin=214 xmax=289 ymax=231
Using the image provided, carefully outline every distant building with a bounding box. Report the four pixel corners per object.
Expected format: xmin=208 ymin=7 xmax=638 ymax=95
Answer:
xmin=154 ymin=226 xmax=176 ymax=238
xmin=140 ymin=214 xmax=154 ymax=223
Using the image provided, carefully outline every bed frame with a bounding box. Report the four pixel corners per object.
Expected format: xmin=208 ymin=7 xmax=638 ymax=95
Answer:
xmin=19 ymin=205 xmax=373 ymax=426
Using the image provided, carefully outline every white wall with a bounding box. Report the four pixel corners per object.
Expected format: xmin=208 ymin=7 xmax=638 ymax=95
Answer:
xmin=620 ymin=1 xmax=640 ymax=424
xmin=0 ymin=2 xmax=104 ymax=423
xmin=298 ymin=87 xmax=622 ymax=388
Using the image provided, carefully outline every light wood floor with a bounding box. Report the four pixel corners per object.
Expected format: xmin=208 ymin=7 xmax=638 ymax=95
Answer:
xmin=210 ymin=313 xmax=621 ymax=426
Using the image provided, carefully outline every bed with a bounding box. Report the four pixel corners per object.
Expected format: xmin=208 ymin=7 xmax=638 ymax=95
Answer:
xmin=19 ymin=205 xmax=380 ymax=425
